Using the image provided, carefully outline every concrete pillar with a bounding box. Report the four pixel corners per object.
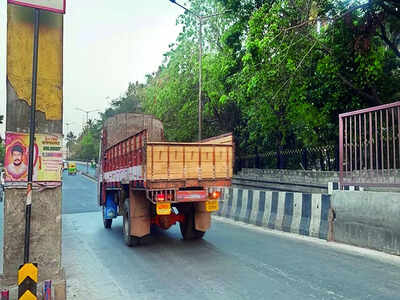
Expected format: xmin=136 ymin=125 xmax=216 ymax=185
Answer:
xmin=1 ymin=4 xmax=63 ymax=285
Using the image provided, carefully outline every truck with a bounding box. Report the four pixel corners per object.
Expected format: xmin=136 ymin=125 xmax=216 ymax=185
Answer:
xmin=98 ymin=113 xmax=233 ymax=246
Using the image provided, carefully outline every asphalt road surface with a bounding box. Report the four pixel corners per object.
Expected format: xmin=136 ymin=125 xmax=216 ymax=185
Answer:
xmin=62 ymin=173 xmax=400 ymax=300
xmin=62 ymin=170 xmax=100 ymax=214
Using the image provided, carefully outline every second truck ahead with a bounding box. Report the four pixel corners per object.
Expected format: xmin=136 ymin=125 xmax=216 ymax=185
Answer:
xmin=98 ymin=113 xmax=233 ymax=246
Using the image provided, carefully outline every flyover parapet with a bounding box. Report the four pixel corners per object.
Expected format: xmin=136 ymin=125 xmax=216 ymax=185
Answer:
xmin=217 ymin=187 xmax=333 ymax=240
xmin=332 ymin=190 xmax=400 ymax=255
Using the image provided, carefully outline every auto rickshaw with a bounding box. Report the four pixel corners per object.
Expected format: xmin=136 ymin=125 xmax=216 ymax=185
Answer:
xmin=68 ymin=162 xmax=77 ymax=175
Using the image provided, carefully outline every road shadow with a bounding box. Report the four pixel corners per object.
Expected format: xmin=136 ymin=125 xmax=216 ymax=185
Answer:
xmin=100 ymin=220 xmax=219 ymax=254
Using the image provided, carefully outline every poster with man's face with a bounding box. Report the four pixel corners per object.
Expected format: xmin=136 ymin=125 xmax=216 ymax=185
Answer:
xmin=5 ymin=132 xmax=62 ymax=182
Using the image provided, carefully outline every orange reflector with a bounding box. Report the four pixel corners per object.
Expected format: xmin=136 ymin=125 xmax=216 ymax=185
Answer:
xmin=156 ymin=202 xmax=171 ymax=215
xmin=212 ymin=191 xmax=221 ymax=199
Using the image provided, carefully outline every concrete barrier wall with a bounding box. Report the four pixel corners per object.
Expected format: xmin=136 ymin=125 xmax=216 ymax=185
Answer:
xmin=332 ymin=191 xmax=400 ymax=255
xmin=217 ymin=188 xmax=332 ymax=240
xmin=239 ymin=168 xmax=400 ymax=186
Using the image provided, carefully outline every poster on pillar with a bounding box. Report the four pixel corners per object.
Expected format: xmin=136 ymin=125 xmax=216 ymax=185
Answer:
xmin=7 ymin=4 xmax=63 ymax=135
xmin=4 ymin=132 xmax=63 ymax=182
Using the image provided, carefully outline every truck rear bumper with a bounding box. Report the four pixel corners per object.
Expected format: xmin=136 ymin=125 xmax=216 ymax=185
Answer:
xmin=146 ymin=188 xmax=223 ymax=205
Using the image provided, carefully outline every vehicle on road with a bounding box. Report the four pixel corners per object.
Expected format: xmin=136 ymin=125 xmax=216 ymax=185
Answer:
xmin=68 ymin=162 xmax=77 ymax=176
xmin=98 ymin=113 xmax=233 ymax=246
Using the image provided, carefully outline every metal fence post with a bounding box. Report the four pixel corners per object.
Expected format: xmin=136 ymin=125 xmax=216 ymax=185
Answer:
xmin=302 ymin=149 xmax=308 ymax=170
xmin=335 ymin=144 xmax=340 ymax=171
xmin=339 ymin=115 xmax=344 ymax=186
xmin=276 ymin=150 xmax=281 ymax=169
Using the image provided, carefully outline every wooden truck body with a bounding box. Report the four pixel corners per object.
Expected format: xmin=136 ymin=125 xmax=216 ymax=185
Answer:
xmin=98 ymin=113 xmax=233 ymax=245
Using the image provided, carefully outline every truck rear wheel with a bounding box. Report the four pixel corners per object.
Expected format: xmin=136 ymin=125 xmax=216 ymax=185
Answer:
xmin=102 ymin=207 xmax=112 ymax=229
xmin=123 ymin=199 xmax=140 ymax=247
xmin=179 ymin=209 xmax=205 ymax=240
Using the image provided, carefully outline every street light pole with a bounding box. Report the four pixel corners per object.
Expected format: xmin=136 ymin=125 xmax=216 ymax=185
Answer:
xmin=65 ymin=122 xmax=73 ymax=134
xmin=169 ymin=0 xmax=229 ymax=141
xmin=75 ymin=108 xmax=99 ymax=126
xmin=198 ymin=17 xmax=202 ymax=141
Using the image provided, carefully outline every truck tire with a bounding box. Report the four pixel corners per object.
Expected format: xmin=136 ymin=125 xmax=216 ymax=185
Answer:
xmin=179 ymin=209 xmax=205 ymax=240
xmin=123 ymin=199 xmax=140 ymax=247
xmin=102 ymin=206 xmax=112 ymax=229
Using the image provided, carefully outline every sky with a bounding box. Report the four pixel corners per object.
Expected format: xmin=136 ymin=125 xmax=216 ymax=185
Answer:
xmin=0 ymin=0 xmax=184 ymax=136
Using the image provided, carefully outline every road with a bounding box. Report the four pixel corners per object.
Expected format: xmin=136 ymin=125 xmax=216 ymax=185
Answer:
xmin=62 ymin=170 xmax=100 ymax=214
xmin=62 ymin=173 xmax=400 ymax=300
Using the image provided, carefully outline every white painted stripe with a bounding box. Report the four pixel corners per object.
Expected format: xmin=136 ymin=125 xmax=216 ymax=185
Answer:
xmin=103 ymin=166 xmax=143 ymax=183
xmin=221 ymin=187 xmax=230 ymax=217
xmin=275 ymin=192 xmax=286 ymax=231
xmin=231 ymin=188 xmax=239 ymax=218
xmin=310 ymin=194 xmax=322 ymax=238
xmin=328 ymin=182 xmax=333 ymax=195
xmin=239 ymin=189 xmax=249 ymax=222
xmin=249 ymin=190 xmax=260 ymax=225
xmin=262 ymin=191 xmax=272 ymax=227
xmin=291 ymin=193 xmax=303 ymax=234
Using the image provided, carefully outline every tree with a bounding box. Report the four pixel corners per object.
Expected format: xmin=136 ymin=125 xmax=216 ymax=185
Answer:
xmin=100 ymin=81 xmax=144 ymax=122
xmin=79 ymin=132 xmax=97 ymax=162
xmin=361 ymin=0 xmax=400 ymax=58
xmin=66 ymin=131 xmax=76 ymax=160
xmin=98 ymin=0 xmax=400 ymax=163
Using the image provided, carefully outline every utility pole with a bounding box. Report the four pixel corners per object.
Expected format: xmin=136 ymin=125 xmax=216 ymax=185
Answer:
xmin=25 ymin=7 xmax=40 ymax=265
xmin=7 ymin=1 xmax=66 ymax=294
xmin=169 ymin=0 xmax=230 ymax=141
xmin=198 ymin=17 xmax=202 ymax=141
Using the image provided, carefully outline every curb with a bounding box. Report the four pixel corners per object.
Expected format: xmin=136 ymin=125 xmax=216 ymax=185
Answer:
xmin=80 ymin=172 xmax=97 ymax=181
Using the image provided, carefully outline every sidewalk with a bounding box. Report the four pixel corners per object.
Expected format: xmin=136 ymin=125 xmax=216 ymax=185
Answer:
xmin=74 ymin=162 xmax=97 ymax=179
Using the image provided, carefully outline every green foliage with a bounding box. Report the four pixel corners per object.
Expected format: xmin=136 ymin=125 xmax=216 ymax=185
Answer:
xmin=71 ymin=120 xmax=101 ymax=162
xmin=79 ymin=132 xmax=97 ymax=162
xmin=93 ymin=0 xmax=400 ymax=160
xmin=101 ymin=81 xmax=144 ymax=121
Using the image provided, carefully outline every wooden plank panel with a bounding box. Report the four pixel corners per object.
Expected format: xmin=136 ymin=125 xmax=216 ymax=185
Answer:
xmin=201 ymin=133 xmax=233 ymax=145
xmin=145 ymin=141 xmax=233 ymax=182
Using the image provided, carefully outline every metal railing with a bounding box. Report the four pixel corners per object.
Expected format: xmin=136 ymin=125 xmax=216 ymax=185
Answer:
xmin=339 ymin=101 xmax=400 ymax=187
xmin=235 ymin=145 xmax=339 ymax=173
